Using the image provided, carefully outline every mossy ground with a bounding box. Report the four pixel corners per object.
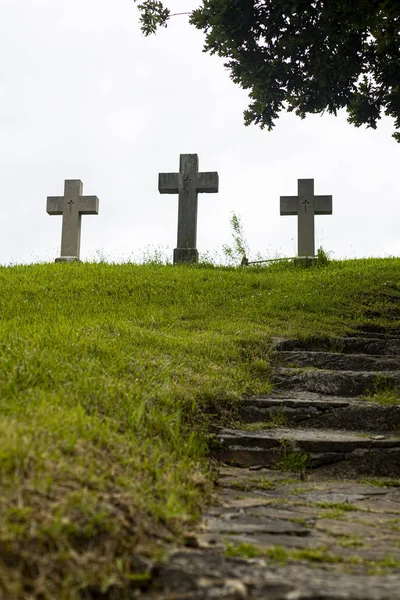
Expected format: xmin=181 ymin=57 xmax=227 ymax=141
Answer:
xmin=0 ymin=258 xmax=399 ymax=598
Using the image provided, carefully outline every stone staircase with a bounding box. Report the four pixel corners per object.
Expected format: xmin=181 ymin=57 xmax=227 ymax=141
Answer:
xmin=149 ymin=335 xmax=400 ymax=599
xmin=218 ymin=336 xmax=400 ymax=478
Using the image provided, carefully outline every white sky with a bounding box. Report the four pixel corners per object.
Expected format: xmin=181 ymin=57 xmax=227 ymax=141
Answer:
xmin=1 ymin=0 xmax=399 ymax=265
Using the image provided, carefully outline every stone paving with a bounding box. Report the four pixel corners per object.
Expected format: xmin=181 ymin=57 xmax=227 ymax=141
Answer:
xmin=148 ymin=335 xmax=400 ymax=599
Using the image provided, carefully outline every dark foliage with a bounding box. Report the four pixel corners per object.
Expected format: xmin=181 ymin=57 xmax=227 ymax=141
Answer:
xmin=135 ymin=1 xmax=400 ymax=140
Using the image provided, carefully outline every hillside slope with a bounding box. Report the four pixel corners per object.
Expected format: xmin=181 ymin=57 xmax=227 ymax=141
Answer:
xmin=0 ymin=258 xmax=399 ymax=598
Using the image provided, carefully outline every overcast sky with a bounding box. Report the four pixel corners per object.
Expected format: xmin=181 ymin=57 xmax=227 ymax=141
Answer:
xmin=1 ymin=0 xmax=399 ymax=265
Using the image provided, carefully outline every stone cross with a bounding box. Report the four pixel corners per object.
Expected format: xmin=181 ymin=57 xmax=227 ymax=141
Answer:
xmin=159 ymin=154 xmax=219 ymax=264
xmin=280 ymin=179 xmax=332 ymax=257
xmin=47 ymin=180 xmax=99 ymax=262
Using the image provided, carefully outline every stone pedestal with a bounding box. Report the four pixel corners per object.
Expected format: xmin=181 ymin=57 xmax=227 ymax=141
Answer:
xmin=173 ymin=248 xmax=198 ymax=264
xmin=55 ymin=257 xmax=80 ymax=263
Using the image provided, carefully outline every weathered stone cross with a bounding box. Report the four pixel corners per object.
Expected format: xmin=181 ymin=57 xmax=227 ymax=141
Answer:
xmin=47 ymin=180 xmax=99 ymax=262
xmin=280 ymin=179 xmax=333 ymax=257
xmin=159 ymin=154 xmax=219 ymax=264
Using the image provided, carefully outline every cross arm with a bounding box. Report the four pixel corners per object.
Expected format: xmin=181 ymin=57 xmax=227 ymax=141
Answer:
xmin=196 ymin=172 xmax=219 ymax=193
xmin=79 ymin=196 xmax=99 ymax=215
xmin=315 ymin=195 xmax=333 ymax=215
xmin=159 ymin=173 xmax=179 ymax=194
xmin=47 ymin=196 xmax=65 ymax=215
xmin=280 ymin=196 xmax=299 ymax=216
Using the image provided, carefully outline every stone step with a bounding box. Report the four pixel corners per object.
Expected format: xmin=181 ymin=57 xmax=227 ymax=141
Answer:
xmin=272 ymin=368 xmax=400 ymax=396
xmin=277 ymin=350 xmax=400 ymax=371
xmin=273 ymin=336 xmax=400 ymax=356
xmin=216 ymin=427 xmax=400 ymax=477
xmin=152 ymin=549 xmax=400 ymax=599
xmin=240 ymin=393 xmax=400 ymax=431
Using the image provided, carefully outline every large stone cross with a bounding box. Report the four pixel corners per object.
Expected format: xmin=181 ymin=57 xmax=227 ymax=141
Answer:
xmin=280 ymin=179 xmax=333 ymax=257
xmin=47 ymin=180 xmax=99 ymax=262
xmin=159 ymin=154 xmax=219 ymax=264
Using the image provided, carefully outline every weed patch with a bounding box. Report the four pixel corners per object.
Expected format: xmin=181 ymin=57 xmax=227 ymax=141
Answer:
xmin=360 ymin=478 xmax=400 ymax=488
xmin=238 ymin=409 xmax=287 ymax=431
xmin=275 ymin=439 xmax=308 ymax=473
xmin=224 ymin=543 xmax=400 ymax=574
xmin=362 ymin=374 xmax=400 ymax=406
xmin=225 ymin=541 xmax=261 ymax=559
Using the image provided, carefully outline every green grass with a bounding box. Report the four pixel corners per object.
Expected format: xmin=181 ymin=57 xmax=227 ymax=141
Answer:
xmin=276 ymin=450 xmax=308 ymax=473
xmin=361 ymin=372 xmax=400 ymax=405
xmin=227 ymin=542 xmax=400 ymax=573
xmin=360 ymin=478 xmax=400 ymax=488
xmin=225 ymin=541 xmax=262 ymax=558
xmin=226 ymin=476 xmax=277 ymax=492
xmin=253 ymin=543 xmax=364 ymax=566
xmin=388 ymin=518 xmax=400 ymax=532
xmin=238 ymin=406 xmax=288 ymax=430
xmin=275 ymin=439 xmax=309 ymax=473
xmin=316 ymin=501 xmax=359 ymax=511
xmin=238 ymin=415 xmax=288 ymax=432
xmin=289 ymin=517 xmax=310 ymax=527
xmin=0 ymin=257 xmax=399 ymax=597
xmin=361 ymin=389 xmax=400 ymax=406
xmin=315 ymin=501 xmax=360 ymax=519
xmin=337 ymin=535 xmax=366 ymax=548
xmin=250 ymin=478 xmax=277 ymax=490
xmin=360 ymin=375 xmax=400 ymax=406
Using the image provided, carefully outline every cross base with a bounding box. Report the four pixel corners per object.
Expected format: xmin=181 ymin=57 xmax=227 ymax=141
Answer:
xmin=293 ymin=256 xmax=318 ymax=267
xmin=173 ymin=248 xmax=199 ymax=265
xmin=55 ymin=256 xmax=81 ymax=263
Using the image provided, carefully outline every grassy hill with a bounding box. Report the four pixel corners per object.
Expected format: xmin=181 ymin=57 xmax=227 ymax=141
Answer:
xmin=0 ymin=258 xmax=399 ymax=598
